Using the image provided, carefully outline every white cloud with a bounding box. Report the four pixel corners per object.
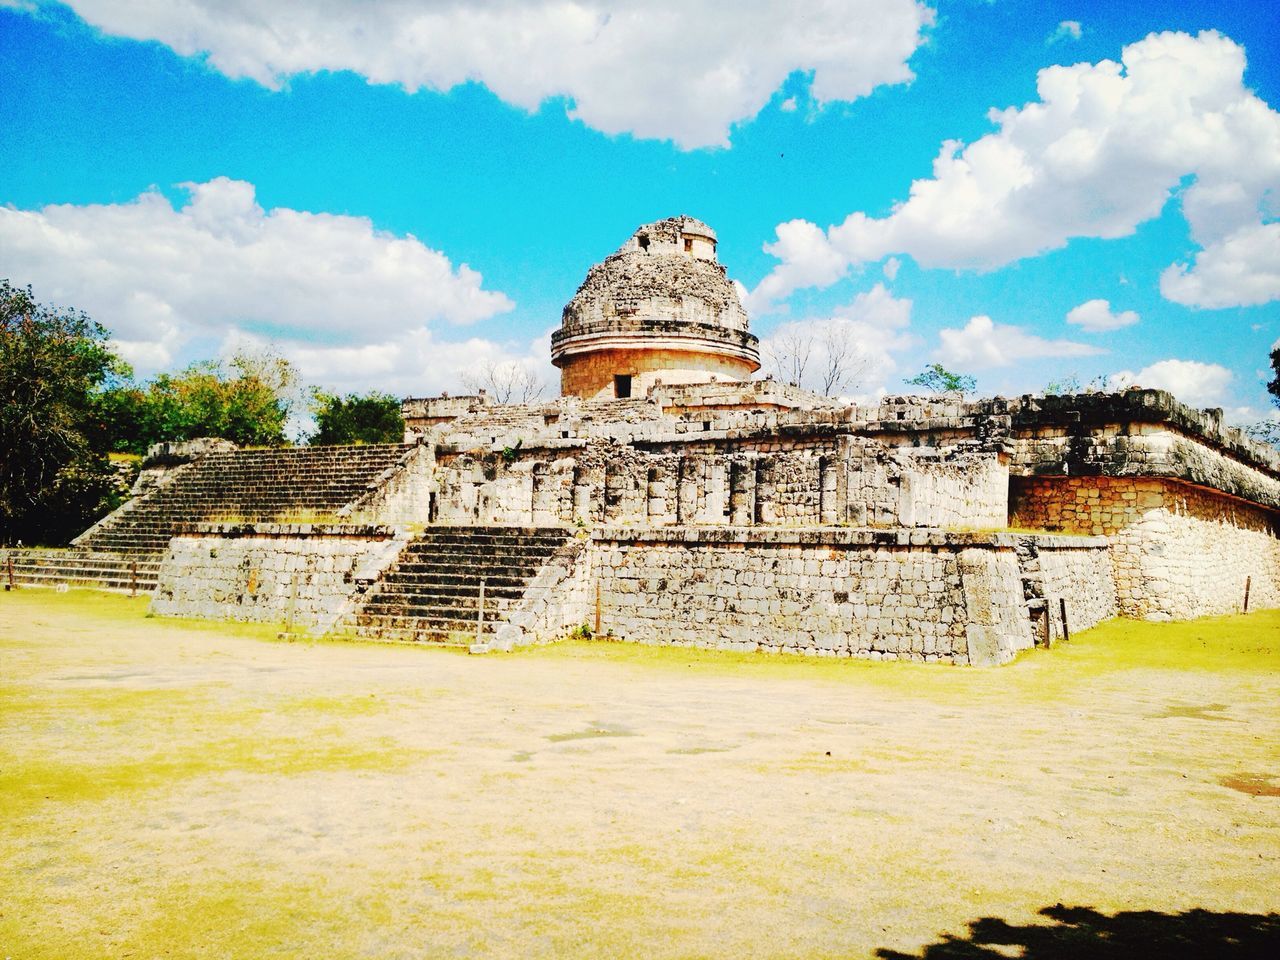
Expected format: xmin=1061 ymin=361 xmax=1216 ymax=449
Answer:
xmin=882 ymin=256 xmax=901 ymax=281
xmin=935 ymin=315 xmax=1103 ymax=370
xmin=1065 ymin=298 xmax=1140 ymax=332
xmin=779 ymin=97 xmax=799 ymax=113
xmin=1048 ymin=21 xmax=1082 ymax=44
xmin=750 ymin=30 xmax=1280 ymax=310
xmin=760 ymin=283 xmax=916 ymax=397
xmin=744 ymin=219 xmax=849 ymax=315
xmin=0 ymin=178 xmax=513 ymax=373
xmin=1108 ymin=358 xmax=1233 ymax=408
xmin=275 ymin=328 xmax=557 ymax=400
xmin=1160 ymin=220 xmax=1280 ymax=308
xmin=45 ymin=0 xmax=934 ymax=149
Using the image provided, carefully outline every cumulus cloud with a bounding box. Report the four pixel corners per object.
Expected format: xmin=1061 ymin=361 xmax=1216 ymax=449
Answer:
xmin=42 ymin=0 xmax=934 ymax=149
xmin=750 ymin=31 xmax=1280 ymax=310
xmin=935 ymin=315 xmax=1103 ymax=370
xmin=1048 ymin=21 xmax=1082 ymax=44
xmin=0 ymin=178 xmax=513 ymax=377
xmin=760 ymin=283 xmax=916 ymax=397
xmin=1065 ymin=298 xmax=1140 ymax=332
xmin=1160 ymin=220 xmax=1280 ymax=308
xmin=1108 ymin=358 xmax=1233 ymax=407
xmin=744 ymin=219 xmax=850 ymax=315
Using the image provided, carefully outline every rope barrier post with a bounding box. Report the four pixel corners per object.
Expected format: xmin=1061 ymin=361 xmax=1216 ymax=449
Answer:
xmin=1243 ymin=576 xmax=1252 ymax=614
xmin=477 ymin=577 xmax=486 ymax=640
xmin=1059 ymin=597 xmax=1070 ymax=644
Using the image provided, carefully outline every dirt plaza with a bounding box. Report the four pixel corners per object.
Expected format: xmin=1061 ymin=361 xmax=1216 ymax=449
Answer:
xmin=2 ymin=590 xmax=1277 ymax=958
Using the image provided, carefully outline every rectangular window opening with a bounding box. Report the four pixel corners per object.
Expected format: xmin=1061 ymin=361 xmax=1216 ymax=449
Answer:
xmin=614 ymin=374 xmax=632 ymax=399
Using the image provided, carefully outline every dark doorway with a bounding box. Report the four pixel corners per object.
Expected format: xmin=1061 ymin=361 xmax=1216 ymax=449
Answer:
xmin=614 ymin=374 xmax=632 ymax=398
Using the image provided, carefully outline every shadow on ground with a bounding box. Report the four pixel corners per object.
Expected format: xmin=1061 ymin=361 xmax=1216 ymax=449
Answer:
xmin=877 ymin=904 xmax=1280 ymax=959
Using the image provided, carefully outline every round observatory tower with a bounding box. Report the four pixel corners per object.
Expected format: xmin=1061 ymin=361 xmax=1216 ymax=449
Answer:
xmin=551 ymin=215 xmax=761 ymax=399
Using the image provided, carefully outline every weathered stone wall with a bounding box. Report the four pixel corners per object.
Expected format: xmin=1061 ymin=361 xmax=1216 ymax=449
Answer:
xmin=589 ymin=528 xmax=1045 ymax=665
xmin=151 ymin=524 xmax=410 ymax=632
xmin=1011 ymin=476 xmax=1278 ymax=619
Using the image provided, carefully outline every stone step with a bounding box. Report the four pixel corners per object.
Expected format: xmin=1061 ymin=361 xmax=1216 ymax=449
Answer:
xmin=389 ymin=562 xmax=545 ymax=580
xmin=358 ymin=601 xmax=512 ymax=624
xmin=78 ymin=442 xmax=418 ymax=554
xmin=349 ymin=612 xmax=501 ymax=638
xmin=1 ymin=547 xmax=163 ymax=593
xmin=375 ymin=579 xmax=527 ymax=599
xmin=395 ymin=546 xmax=560 ymax=564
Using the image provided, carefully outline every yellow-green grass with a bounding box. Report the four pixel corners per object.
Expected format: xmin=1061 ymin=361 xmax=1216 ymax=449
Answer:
xmin=2 ymin=588 xmax=1277 ymax=959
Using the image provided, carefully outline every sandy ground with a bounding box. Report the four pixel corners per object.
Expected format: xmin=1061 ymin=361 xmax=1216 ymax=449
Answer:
xmin=2 ymin=590 xmax=1278 ymax=958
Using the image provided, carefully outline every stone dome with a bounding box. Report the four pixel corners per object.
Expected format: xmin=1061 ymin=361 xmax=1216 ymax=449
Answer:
xmin=552 ymin=216 xmax=760 ymax=400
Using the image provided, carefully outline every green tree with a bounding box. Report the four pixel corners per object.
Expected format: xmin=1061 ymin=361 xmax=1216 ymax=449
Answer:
xmin=1266 ymin=345 xmax=1280 ymax=409
xmin=903 ymin=363 xmax=977 ymax=396
xmin=0 ymin=280 xmax=128 ymax=544
xmin=97 ymin=349 xmax=302 ymax=454
xmin=309 ymin=390 xmax=405 ymax=446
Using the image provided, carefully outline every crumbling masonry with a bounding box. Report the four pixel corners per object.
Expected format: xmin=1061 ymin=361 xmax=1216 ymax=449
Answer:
xmin=6 ymin=217 xmax=1277 ymax=664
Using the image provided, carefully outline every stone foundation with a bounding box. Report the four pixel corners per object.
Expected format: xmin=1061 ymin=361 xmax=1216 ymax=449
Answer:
xmin=589 ymin=528 xmax=1113 ymax=665
xmin=151 ymin=523 xmax=410 ymax=632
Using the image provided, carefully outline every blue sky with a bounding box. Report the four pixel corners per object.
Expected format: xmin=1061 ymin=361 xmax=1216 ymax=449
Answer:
xmin=1 ymin=0 xmax=1277 ymax=418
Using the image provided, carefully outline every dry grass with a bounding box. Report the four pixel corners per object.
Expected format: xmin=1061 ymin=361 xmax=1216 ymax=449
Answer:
xmin=2 ymin=590 xmax=1277 ymax=958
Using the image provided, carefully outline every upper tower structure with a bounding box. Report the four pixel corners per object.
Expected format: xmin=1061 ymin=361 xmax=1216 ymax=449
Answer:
xmin=551 ymin=215 xmax=761 ymax=399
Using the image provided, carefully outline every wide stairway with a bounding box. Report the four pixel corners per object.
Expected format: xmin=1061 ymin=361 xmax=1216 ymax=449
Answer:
xmin=346 ymin=527 xmax=572 ymax=644
xmin=1 ymin=548 xmax=162 ymax=593
xmin=77 ymin=444 xmax=415 ymax=556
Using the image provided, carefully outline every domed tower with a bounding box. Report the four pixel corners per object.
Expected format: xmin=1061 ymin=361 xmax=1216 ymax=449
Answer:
xmin=551 ymin=215 xmax=761 ymax=399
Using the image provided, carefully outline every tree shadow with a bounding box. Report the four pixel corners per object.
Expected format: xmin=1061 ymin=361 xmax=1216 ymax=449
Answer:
xmin=877 ymin=903 xmax=1280 ymax=959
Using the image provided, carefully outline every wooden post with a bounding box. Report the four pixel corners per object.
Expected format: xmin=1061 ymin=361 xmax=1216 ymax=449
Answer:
xmin=130 ymin=561 xmax=138 ymax=598
xmin=595 ymin=581 xmax=602 ymax=637
xmin=477 ymin=577 xmax=486 ymax=639
xmin=1059 ymin=597 xmax=1070 ymax=644
xmin=6 ymin=555 xmax=14 ymax=591
xmin=286 ymin=572 xmax=298 ymax=634
xmin=1243 ymin=576 xmax=1252 ymax=614
xmin=1042 ymin=605 xmax=1052 ymax=648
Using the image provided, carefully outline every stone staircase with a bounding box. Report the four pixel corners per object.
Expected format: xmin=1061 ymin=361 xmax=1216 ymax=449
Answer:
xmin=76 ymin=444 xmax=415 ymax=556
xmin=343 ymin=527 xmax=573 ymax=645
xmin=0 ymin=548 xmax=162 ymax=594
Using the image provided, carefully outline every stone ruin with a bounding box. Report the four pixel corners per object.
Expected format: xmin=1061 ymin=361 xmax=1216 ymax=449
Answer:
xmin=5 ymin=216 xmax=1278 ymax=664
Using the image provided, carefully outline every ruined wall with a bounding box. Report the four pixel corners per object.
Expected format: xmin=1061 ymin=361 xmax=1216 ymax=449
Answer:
xmin=427 ymin=440 xmax=1008 ymax=532
xmin=1011 ymin=476 xmax=1278 ymax=619
xmin=344 ymin=443 xmax=435 ymax=525
xmin=1024 ymin=536 xmax=1118 ymax=642
xmin=590 ymin=529 xmax=1039 ymax=665
xmin=151 ymin=524 xmax=409 ymax=631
